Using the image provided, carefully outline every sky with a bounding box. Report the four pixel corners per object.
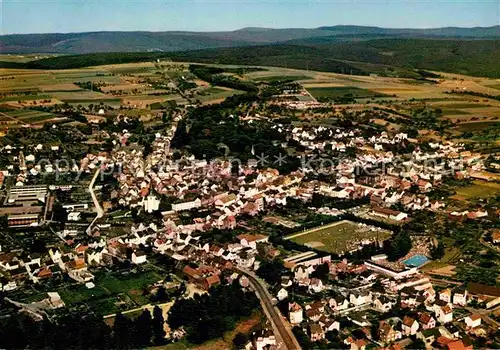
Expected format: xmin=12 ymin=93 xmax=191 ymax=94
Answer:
xmin=1 ymin=0 xmax=499 ymax=34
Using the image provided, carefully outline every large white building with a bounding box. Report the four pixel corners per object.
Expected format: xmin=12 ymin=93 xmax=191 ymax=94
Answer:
xmin=171 ymin=198 xmax=201 ymax=212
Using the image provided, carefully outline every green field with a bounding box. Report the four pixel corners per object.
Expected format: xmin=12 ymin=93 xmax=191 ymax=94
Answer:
xmin=57 ymin=270 xmax=162 ymax=315
xmin=456 ymin=122 xmax=499 ymax=132
xmin=3 ymin=109 xmax=56 ymax=123
xmin=307 ymin=86 xmax=386 ymax=100
xmin=452 ymin=180 xmax=500 ymax=200
xmin=196 ymin=87 xmax=244 ymax=102
xmin=443 ymin=103 xmax=486 ymax=109
xmin=286 ymin=220 xmax=392 ymax=254
xmin=0 ymin=94 xmax=52 ymax=103
xmin=252 ymin=75 xmax=311 ymax=83
xmin=442 ymin=109 xmax=471 ymax=116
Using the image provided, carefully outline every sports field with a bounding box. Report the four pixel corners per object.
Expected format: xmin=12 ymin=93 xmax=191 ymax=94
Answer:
xmin=286 ymin=220 xmax=392 ymax=255
xmin=451 ymin=180 xmax=500 ymax=200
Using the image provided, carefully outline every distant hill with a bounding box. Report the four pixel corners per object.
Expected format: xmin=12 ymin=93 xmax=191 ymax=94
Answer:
xmin=1 ymin=25 xmax=499 ymax=54
xmin=165 ymin=39 xmax=500 ymax=78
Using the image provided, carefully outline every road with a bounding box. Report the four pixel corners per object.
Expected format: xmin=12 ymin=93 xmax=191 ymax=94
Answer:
xmin=86 ymin=168 xmax=103 ymax=234
xmin=89 ymin=168 xmax=104 ymax=218
xmin=236 ymin=268 xmax=301 ymax=350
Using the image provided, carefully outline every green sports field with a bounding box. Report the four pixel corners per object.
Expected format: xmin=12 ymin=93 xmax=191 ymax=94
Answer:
xmin=286 ymin=220 xmax=392 ymax=254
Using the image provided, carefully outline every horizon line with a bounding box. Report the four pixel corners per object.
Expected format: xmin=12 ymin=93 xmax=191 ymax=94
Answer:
xmin=2 ymin=24 xmax=499 ymax=36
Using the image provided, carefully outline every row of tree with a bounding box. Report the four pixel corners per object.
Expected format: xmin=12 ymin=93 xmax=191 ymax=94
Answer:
xmin=0 ymin=306 xmax=165 ymax=349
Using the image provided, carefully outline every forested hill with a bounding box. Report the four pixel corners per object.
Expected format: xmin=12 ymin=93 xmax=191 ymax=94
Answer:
xmin=1 ymin=25 xmax=499 ymax=54
xmin=3 ymin=38 xmax=499 ymax=78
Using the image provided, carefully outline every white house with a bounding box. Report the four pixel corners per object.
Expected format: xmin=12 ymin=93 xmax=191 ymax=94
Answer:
xmin=237 ymin=233 xmax=268 ymax=250
xmin=289 ymin=302 xmax=303 ymax=324
xmin=439 ymin=289 xmax=452 ymax=303
xmin=402 ymin=316 xmax=419 ymax=336
xmin=49 ymin=249 xmax=62 ymax=264
xmin=329 ymin=295 xmax=350 ymax=312
xmin=277 ymin=288 xmax=289 ymax=301
xmin=373 ymin=296 xmax=394 ymax=313
xmin=254 ymin=331 xmax=276 ymax=350
xmin=464 ymin=314 xmax=481 ymax=329
xmin=437 ymin=304 xmax=453 ymax=324
xmin=131 ymin=251 xmax=147 ymax=264
xmin=294 ymin=265 xmax=310 ymax=281
xmin=452 ymin=288 xmax=468 ymax=306
xmin=308 ymin=278 xmax=324 ymax=293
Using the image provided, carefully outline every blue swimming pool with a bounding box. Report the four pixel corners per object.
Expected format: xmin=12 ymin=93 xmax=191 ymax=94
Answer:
xmin=403 ymin=255 xmax=429 ymax=267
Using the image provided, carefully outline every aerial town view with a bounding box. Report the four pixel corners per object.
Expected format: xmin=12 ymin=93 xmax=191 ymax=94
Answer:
xmin=0 ymin=0 xmax=499 ymax=349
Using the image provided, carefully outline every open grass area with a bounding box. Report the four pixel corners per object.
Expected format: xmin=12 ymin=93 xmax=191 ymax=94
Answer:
xmin=57 ymin=270 xmax=162 ymax=315
xmin=451 ymin=180 xmax=500 ymax=200
xmin=442 ymin=109 xmax=471 ymax=116
xmin=456 ymin=121 xmax=500 ymax=133
xmin=98 ymin=270 xmax=162 ymax=293
xmin=252 ymin=75 xmax=311 ymax=83
xmin=442 ymin=103 xmax=487 ymax=109
xmin=286 ymin=220 xmax=392 ymax=254
xmin=2 ymin=109 xmax=56 ymax=123
xmin=307 ymin=86 xmax=386 ymax=100
xmin=196 ymin=87 xmax=244 ymax=103
xmin=0 ymin=94 xmax=52 ymax=103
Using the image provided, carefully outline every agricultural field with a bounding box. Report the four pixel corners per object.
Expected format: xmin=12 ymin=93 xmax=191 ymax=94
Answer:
xmin=307 ymin=86 xmax=386 ymax=100
xmin=1 ymin=60 xmax=500 ymax=131
xmin=455 ymin=121 xmax=500 ymax=133
xmin=252 ymin=75 xmax=312 ymax=83
xmin=195 ymin=87 xmax=244 ymax=104
xmin=0 ymin=54 xmax=62 ymax=63
xmin=286 ymin=220 xmax=392 ymax=255
xmin=0 ymin=108 xmax=58 ymax=125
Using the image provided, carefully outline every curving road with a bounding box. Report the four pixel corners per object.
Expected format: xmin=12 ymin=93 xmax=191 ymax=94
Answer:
xmin=236 ymin=267 xmax=301 ymax=350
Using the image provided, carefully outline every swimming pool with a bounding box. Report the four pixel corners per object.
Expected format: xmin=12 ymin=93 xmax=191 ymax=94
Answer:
xmin=403 ymin=255 xmax=429 ymax=267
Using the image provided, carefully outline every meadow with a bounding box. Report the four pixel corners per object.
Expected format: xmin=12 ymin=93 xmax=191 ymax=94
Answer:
xmin=451 ymin=180 xmax=500 ymax=200
xmin=307 ymin=86 xmax=386 ymax=100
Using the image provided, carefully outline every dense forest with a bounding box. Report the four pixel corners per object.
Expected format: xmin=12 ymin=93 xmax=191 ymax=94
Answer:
xmin=170 ymin=92 xmax=302 ymax=173
xmin=2 ymin=38 xmax=499 ymax=78
xmin=0 ymin=306 xmax=166 ymax=349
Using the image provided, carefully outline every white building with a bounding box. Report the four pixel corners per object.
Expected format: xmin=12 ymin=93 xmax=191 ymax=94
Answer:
xmin=277 ymin=288 xmax=289 ymax=301
xmin=131 ymin=251 xmax=147 ymax=264
xmin=143 ymin=195 xmax=160 ymax=213
xmin=289 ymin=302 xmax=303 ymax=324
xmin=171 ymin=198 xmax=201 ymax=212
xmin=464 ymin=314 xmax=481 ymax=329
